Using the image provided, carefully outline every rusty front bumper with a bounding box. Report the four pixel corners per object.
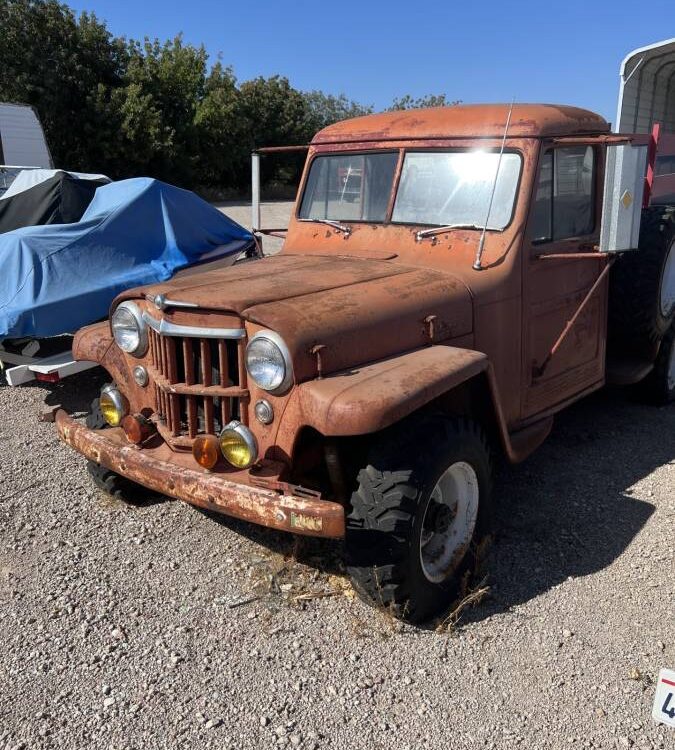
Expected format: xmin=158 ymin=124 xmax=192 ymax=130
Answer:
xmin=55 ymin=411 xmax=345 ymax=538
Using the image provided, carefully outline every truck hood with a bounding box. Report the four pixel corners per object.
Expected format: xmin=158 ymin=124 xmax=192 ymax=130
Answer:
xmin=121 ymin=254 xmax=473 ymax=379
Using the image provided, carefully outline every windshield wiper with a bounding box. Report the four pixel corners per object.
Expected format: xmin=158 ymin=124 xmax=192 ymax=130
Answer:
xmin=415 ymin=223 xmax=484 ymax=242
xmin=299 ymin=218 xmax=352 ymax=236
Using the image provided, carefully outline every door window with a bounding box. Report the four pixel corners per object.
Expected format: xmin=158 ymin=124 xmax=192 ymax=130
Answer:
xmin=531 ymin=146 xmax=595 ymax=243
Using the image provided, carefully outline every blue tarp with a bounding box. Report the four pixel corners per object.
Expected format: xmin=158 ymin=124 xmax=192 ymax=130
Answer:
xmin=0 ymin=178 xmax=253 ymax=339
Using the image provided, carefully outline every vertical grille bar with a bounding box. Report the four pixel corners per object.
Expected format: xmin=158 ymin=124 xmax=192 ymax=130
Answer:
xmin=200 ymin=339 xmax=214 ymax=434
xmin=149 ymin=328 xmax=156 ymax=368
xmin=165 ymin=337 xmax=180 ymax=436
xmin=218 ymin=340 xmax=230 ymax=427
xmin=183 ymin=338 xmax=198 ymax=438
xmin=237 ymin=338 xmax=249 ymax=426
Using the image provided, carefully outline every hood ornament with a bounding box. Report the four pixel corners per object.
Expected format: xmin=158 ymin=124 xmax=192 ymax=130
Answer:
xmin=145 ymin=293 xmax=199 ymax=311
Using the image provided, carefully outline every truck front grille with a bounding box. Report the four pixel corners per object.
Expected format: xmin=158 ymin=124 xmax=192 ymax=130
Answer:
xmin=147 ymin=327 xmax=248 ymax=445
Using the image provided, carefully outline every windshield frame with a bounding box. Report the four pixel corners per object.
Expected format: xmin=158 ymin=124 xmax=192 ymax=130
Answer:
xmin=296 ymin=145 xmax=524 ymax=234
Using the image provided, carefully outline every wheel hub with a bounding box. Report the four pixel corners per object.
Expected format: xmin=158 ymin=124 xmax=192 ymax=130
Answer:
xmin=419 ymin=461 xmax=480 ymax=584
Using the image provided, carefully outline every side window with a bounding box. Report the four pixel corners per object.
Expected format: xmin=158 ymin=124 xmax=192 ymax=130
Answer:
xmin=531 ymin=146 xmax=595 ymax=243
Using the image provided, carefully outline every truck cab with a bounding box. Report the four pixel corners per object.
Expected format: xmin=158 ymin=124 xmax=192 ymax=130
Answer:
xmin=57 ymin=103 xmax=675 ymax=623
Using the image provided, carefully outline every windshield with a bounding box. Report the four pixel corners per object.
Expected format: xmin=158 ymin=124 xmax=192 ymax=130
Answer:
xmin=299 ymin=152 xmax=398 ymax=222
xmin=392 ymin=151 xmax=521 ymax=230
xmin=298 ymin=149 xmax=522 ymax=230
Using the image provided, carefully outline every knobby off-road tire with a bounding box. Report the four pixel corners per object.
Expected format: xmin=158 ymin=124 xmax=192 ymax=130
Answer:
xmin=345 ymin=416 xmax=493 ymax=624
xmin=609 ymin=205 xmax=675 ymax=347
xmin=85 ymin=397 xmax=146 ymax=499
xmin=641 ymin=323 xmax=675 ymax=404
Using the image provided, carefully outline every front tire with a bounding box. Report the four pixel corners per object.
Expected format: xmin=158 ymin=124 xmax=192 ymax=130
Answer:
xmin=345 ymin=416 xmax=493 ymax=623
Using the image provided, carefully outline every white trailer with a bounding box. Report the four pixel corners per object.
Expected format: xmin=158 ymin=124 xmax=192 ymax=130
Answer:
xmin=0 ymin=102 xmax=52 ymax=169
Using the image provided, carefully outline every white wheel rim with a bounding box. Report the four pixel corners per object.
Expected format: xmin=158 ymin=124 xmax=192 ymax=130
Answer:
xmin=419 ymin=461 xmax=479 ymax=584
xmin=660 ymin=239 xmax=675 ymax=319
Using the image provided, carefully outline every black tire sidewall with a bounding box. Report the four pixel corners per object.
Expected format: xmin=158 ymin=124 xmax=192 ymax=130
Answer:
xmin=657 ymin=238 xmax=675 ymax=335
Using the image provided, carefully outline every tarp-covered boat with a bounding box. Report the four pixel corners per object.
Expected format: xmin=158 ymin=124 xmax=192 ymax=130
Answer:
xmin=0 ymin=177 xmax=254 ymax=339
xmin=0 ymin=170 xmax=109 ymax=233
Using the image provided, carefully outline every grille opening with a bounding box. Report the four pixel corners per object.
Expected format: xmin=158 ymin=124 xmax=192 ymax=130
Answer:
xmin=148 ymin=327 xmax=245 ymax=440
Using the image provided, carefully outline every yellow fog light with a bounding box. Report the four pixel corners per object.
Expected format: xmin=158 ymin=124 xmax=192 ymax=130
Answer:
xmin=99 ymin=385 xmax=129 ymax=427
xmin=219 ymin=421 xmax=258 ymax=469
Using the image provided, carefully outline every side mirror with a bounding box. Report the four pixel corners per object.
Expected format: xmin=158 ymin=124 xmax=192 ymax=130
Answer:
xmin=599 ymin=143 xmax=649 ymax=253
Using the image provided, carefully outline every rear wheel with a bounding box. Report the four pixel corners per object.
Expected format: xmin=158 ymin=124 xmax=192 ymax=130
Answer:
xmin=345 ymin=416 xmax=493 ymax=624
xmin=641 ymin=323 xmax=675 ymax=405
xmin=85 ymin=397 xmax=146 ymax=499
xmin=609 ymin=205 xmax=675 ymax=347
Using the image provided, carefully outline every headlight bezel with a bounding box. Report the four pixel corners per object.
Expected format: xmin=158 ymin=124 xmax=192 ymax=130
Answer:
xmin=245 ymin=330 xmax=293 ymax=395
xmin=111 ymin=301 xmax=148 ymax=357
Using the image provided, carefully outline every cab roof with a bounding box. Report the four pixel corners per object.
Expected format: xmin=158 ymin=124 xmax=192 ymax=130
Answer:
xmin=312 ymin=104 xmax=610 ymax=144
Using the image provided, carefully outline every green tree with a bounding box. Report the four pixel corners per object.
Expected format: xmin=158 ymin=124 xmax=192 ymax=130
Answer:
xmin=303 ymin=91 xmax=372 ymax=133
xmin=0 ymin=0 xmax=127 ymax=172
xmin=194 ymin=63 xmax=248 ymax=188
xmin=388 ymin=94 xmax=460 ymax=110
xmin=0 ymin=0 xmax=378 ymax=189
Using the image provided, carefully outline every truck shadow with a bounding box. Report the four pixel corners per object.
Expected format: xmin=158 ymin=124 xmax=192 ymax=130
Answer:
xmin=459 ymin=387 xmax=670 ymax=626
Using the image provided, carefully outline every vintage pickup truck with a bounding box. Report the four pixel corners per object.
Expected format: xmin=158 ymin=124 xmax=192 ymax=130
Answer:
xmin=56 ymin=102 xmax=674 ymax=622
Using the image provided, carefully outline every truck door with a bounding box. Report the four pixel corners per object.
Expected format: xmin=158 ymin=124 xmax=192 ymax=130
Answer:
xmin=521 ymin=143 xmax=607 ymax=419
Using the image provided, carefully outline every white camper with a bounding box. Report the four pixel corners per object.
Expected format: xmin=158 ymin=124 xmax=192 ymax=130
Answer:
xmin=0 ymin=102 xmax=52 ymax=168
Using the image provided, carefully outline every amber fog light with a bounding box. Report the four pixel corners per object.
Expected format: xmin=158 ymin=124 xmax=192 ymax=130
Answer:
xmin=192 ymin=434 xmax=220 ymax=470
xmin=121 ymin=414 xmax=154 ymax=444
xmin=99 ymin=385 xmax=129 ymax=427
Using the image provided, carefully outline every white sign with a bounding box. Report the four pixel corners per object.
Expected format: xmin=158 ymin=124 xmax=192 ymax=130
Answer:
xmin=653 ymin=668 xmax=675 ymax=728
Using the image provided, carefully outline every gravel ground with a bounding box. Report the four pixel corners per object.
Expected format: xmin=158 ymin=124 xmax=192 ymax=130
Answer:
xmin=0 ymin=368 xmax=673 ymax=750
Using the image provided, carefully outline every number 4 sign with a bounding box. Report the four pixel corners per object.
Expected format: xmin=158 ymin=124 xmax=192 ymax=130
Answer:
xmin=653 ymin=668 xmax=675 ymax=728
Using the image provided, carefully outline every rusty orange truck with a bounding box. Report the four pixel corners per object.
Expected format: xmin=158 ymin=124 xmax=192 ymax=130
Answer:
xmin=56 ymin=96 xmax=675 ymax=622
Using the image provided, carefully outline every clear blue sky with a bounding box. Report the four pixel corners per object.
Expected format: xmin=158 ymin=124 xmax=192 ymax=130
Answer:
xmin=67 ymin=0 xmax=674 ymax=125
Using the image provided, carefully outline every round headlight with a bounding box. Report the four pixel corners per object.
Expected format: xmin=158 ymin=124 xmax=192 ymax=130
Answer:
xmin=219 ymin=421 xmax=258 ymax=469
xmin=246 ymin=331 xmax=293 ymax=394
xmin=112 ymin=302 xmax=147 ymax=357
xmin=99 ymin=385 xmax=129 ymax=427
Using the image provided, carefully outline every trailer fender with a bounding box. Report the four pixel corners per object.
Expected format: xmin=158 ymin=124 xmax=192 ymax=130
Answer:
xmin=297 ymin=345 xmax=489 ymax=437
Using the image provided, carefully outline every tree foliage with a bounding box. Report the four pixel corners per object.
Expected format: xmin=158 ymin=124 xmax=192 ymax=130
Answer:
xmin=388 ymin=94 xmax=460 ymax=110
xmin=0 ymin=0 xmax=456 ymax=190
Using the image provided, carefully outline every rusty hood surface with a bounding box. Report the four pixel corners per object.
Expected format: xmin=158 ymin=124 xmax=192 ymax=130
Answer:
xmin=118 ymin=254 xmax=473 ymax=379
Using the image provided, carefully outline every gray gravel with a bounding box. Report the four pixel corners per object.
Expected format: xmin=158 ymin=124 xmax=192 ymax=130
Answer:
xmin=1 ymin=363 xmax=674 ymax=748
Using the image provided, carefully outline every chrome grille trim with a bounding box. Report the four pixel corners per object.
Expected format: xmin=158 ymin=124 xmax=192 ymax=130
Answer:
xmin=142 ymin=311 xmax=246 ymax=339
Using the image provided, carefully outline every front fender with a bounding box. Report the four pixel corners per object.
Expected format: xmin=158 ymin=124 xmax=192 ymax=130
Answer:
xmin=297 ymin=345 xmax=488 ymax=436
xmin=72 ymin=321 xmax=137 ymax=396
